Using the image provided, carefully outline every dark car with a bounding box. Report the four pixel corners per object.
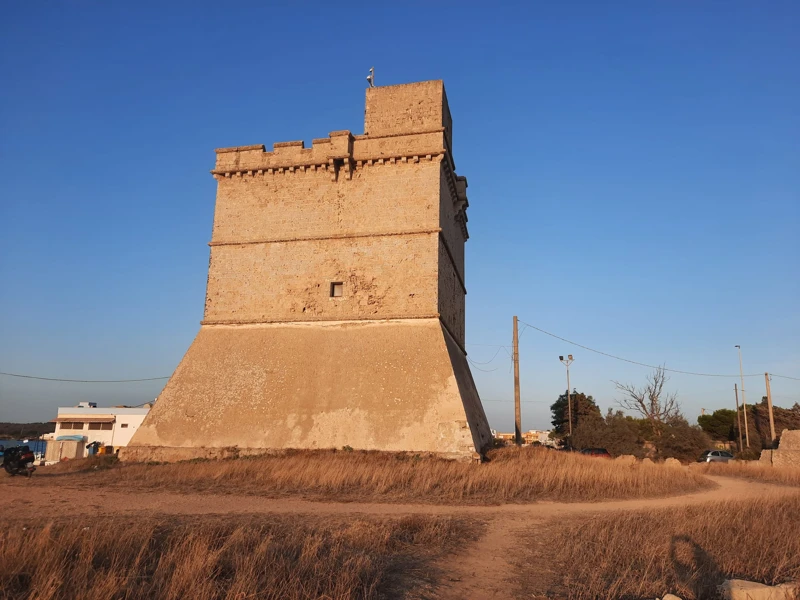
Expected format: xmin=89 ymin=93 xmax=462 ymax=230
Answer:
xmin=580 ymin=448 xmax=612 ymax=458
xmin=697 ymin=450 xmax=734 ymax=463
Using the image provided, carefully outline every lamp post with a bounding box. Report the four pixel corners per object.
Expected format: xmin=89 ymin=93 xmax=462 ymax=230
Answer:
xmin=559 ymin=355 xmax=574 ymax=442
xmin=734 ymin=345 xmax=750 ymax=448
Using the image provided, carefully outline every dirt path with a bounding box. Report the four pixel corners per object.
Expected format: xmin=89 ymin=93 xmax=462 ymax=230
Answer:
xmin=3 ymin=475 xmax=798 ymax=599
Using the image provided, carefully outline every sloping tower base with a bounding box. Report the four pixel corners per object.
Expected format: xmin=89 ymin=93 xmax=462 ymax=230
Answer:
xmin=122 ymin=319 xmax=491 ymax=461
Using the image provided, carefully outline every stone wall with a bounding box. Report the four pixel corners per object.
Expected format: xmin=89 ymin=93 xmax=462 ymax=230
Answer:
xmin=205 ymin=233 xmax=439 ymax=324
xmin=759 ymin=429 xmax=800 ymax=467
xmin=438 ymin=237 xmax=466 ymax=347
xmin=211 ymin=158 xmax=441 ymax=245
xmin=364 ymin=80 xmax=450 ymax=139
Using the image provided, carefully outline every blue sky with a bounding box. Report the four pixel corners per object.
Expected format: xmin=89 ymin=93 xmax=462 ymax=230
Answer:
xmin=1 ymin=1 xmax=798 ymax=429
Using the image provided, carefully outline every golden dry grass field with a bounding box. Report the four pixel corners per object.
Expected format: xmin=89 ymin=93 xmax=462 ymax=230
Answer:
xmin=696 ymin=460 xmax=800 ymax=487
xmin=37 ymin=446 xmax=712 ymax=504
xmin=0 ymin=513 xmax=477 ymax=600
xmin=520 ymin=495 xmax=800 ymax=600
xmin=2 ymin=447 xmax=799 ymax=600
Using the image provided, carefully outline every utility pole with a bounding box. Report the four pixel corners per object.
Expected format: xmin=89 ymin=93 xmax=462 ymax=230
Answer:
xmin=559 ymin=355 xmax=574 ymax=443
xmin=765 ymin=373 xmax=776 ymax=448
xmin=513 ymin=316 xmax=521 ymax=445
xmin=735 ymin=345 xmax=750 ymax=448
xmin=734 ymin=384 xmax=743 ymax=453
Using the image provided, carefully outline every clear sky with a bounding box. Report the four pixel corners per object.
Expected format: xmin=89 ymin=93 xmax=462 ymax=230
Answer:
xmin=1 ymin=1 xmax=798 ymax=430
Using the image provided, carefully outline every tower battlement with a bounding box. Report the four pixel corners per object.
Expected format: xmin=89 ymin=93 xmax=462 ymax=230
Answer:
xmin=213 ymin=80 xmax=456 ymax=179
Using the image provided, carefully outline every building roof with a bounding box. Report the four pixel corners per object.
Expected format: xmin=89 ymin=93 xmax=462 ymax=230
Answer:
xmin=55 ymin=406 xmax=150 ymax=417
xmin=52 ymin=416 xmax=116 ymax=423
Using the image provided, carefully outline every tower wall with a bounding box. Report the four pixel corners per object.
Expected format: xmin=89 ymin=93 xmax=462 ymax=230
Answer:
xmin=122 ymin=80 xmax=491 ymax=461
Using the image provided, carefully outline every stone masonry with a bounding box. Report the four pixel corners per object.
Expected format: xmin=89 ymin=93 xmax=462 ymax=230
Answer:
xmin=759 ymin=429 xmax=800 ymax=467
xmin=122 ymin=80 xmax=493 ymax=461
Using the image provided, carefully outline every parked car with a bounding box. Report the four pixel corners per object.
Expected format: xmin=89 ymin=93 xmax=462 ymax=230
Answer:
xmin=697 ymin=450 xmax=734 ymax=463
xmin=580 ymin=448 xmax=612 ymax=458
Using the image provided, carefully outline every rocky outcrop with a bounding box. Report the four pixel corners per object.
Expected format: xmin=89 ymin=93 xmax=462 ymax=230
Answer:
xmin=663 ymin=457 xmax=682 ymax=468
xmin=719 ymin=579 xmax=799 ymax=600
xmin=657 ymin=579 xmax=798 ymax=600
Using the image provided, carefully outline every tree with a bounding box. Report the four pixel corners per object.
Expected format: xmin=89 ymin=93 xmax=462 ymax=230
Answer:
xmin=604 ymin=409 xmax=646 ymax=458
xmin=572 ymin=417 xmax=607 ymax=451
xmin=654 ymin=418 xmax=712 ymax=463
xmin=613 ymin=366 xmax=681 ymax=437
xmin=550 ymin=390 xmax=602 ymax=438
xmin=749 ymin=398 xmax=800 ymax=448
xmin=697 ymin=409 xmax=737 ymax=442
xmin=563 ymin=408 xmax=647 ymax=457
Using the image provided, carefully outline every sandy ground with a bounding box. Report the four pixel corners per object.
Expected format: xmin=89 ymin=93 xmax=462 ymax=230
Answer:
xmin=3 ymin=475 xmax=798 ymax=599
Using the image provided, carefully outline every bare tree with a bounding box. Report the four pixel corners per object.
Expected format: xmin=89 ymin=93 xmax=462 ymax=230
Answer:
xmin=613 ymin=366 xmax=681 ymax=436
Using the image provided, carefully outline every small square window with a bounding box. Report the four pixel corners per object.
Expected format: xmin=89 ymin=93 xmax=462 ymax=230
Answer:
xmin=121 ymin=423 xmax=129 ymax=428
xmin=330 ymin=282 xmax=343 ymax=297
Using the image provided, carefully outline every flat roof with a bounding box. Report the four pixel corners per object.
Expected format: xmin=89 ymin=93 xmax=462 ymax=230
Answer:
xmin=53 ymin=416 xmax=116 ymax=423
xmin=56 ymin=406 xmax=150 ymax=416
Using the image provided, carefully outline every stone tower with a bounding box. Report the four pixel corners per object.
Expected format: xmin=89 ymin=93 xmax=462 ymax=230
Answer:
xmin=123 ymin=80 xmax=492 ymax=461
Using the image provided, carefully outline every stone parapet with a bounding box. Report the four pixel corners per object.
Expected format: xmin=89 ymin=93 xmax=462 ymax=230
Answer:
xmin=212 ymin=130 xmax=448 ymax=179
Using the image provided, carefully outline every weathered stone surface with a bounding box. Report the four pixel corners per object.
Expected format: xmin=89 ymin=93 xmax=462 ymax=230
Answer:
xmin=661 ymin=594 xmax=683 ymax=600
xmin=719 ymin=579 xmax=799 ymax=600
xmin=615 ymin=454 xmax=636 ymax=465
xmin=664 ymin=457 xmax=682 ymax=468
xmin=641 ymin=457 xmax=655 ymax=465
xmin=759 ymin=429 xmax=800 ymax=467
xmin=779 ymin=429 xmax=800 ymax=450
xmin=124 ymin=319 xmax=489 ymax=459
xmin=124 ymin=81 xmax=492 ymax=461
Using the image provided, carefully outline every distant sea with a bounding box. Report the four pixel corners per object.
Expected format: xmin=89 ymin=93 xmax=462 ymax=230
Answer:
xmin=0 ymin=440 xmax=47 ymax=455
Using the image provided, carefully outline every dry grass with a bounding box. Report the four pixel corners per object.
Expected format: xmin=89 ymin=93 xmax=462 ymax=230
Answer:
xmin=36 ymin=455 xmax=120 ymax=474
xmin=35 ymin=447 xmax=712 ymax=504
xmin=696 ymin=461 xmax=800 ymax=487
xmin=0 ymin=513 xmax=474 ymax=600
xmin=521 ymin=494 xmax=800 ymax=599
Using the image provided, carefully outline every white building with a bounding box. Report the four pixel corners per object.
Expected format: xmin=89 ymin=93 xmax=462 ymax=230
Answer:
xmin=524 ymin=429 xmax=556 ymax=446
xmin=51 ymin=402 xmax=151 ymax=448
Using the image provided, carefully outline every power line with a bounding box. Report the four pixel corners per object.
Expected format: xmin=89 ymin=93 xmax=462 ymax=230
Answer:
xmin=467 ymin=343 xmax=511 ymax=348
xmin=0 ymin=371 xmax=169 ymax=383
xmin=467 ymin=359 xmax=499 ymax=373
xmin=467 ymin=346 xmax=504 ymax=365
xmin=482 ymin=399 xmax=550 ymax=404
xmin=2 ymin=324 xmax=797 ymax=384
xmin=517 ymin=321 xmax=773 ymax=379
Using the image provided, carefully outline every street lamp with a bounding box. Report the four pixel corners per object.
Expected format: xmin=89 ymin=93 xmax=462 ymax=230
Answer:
xmin=559 ymin=355 xmax=574 ymax=441
xmin=734 ymin=345 xmax=750 ymax=448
